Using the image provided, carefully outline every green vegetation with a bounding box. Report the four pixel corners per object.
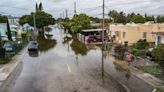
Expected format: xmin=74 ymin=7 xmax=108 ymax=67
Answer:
xmin=108 ymin=10 xmax=157 ymax=23
xmin=71 ymin=14 xmax=93 ymax=33
xmin=157 ymin=16 xmax=164 ymax=23
xmin=70 ymin=38 xmax=88 ymax=56
xmin=142 ymin=65 xmax=161 ymax=75
xmin=37 ymin=35 xmax=57 ymax=52
xmin=6 ymin=19 xmax=12 ymax=41
xmin=61 ymin=14 xmax=95 ymax=34
xmin=133 ymin=39 xmax=149 ymax=50
xmin=19 ymin=2 xmax=55 ymax=30
xmin=152 ymin=44 xmax=164 ymax=72
xmin=155 ymin=88 xmax=164 ymax=92
xmin=114 ymin=45 xmax=127 ymax=60
xmin=0 ymin=58 xmax=11 ymax=64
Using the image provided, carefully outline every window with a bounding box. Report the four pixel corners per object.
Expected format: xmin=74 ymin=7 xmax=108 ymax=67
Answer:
xmin=123 ymin=32 xmax=126 ymax=39
xmin=157 ymin=36 xmax=161 ymax=45
xmin=143 ymin=32 xmax=147 ymax=39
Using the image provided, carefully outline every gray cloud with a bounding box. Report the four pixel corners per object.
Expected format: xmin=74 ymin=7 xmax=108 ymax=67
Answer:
xmin=0 ymin=0 xmax=163 ymax=18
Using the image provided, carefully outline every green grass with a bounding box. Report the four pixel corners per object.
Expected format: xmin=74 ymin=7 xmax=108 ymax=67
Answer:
xmin=142 ymin=65 xmax=164 ymax=81
xmin=0 ymin=58 xmax=11 ymax=64
xmin=142 ymin=65 xmax=161 ymax=74
xmin=156 ymin=88 xmax=164 ymax=92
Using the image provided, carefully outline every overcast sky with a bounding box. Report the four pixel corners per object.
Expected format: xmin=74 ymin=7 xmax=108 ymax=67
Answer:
xmin=0 ymin=0 xmax=163 ymax=18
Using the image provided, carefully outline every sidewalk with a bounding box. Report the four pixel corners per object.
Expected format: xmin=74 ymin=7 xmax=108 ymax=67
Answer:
xmin=114 ymin=59 xmax=164 ymax=90
xmin=0 ymin=45 xmax=28 ymax=87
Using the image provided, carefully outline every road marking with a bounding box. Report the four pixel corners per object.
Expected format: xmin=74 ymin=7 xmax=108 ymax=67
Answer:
xmin=66 ymin=64 xmax=72 ymax=73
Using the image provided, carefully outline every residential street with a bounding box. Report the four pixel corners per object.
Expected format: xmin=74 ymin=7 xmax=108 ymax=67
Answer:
xmin=1 ymin=26 xmax=154 ymax=92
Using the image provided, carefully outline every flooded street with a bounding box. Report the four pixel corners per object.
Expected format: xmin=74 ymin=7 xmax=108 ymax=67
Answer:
xmin=1 ymin=26 xmax=153 ymax=92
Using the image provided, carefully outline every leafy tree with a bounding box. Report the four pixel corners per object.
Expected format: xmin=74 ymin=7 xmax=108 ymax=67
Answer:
xmin=157 ymin=16 xmax=164 ymax=23
xmin=152 ymin=44 xmax=164 ymax=73
xmin=0 ymin=16 xmax=8 ymax=23
xmin=133 ymin=39 xmax=149 ymax=50
xmin=19 ymin=11 xmax=55 ymax=30
xmin=6 ymin=19 xmax=12 ymax=41
xmin=19 ymin=15 xmax=31 ymax=26
xmin=0 ymin=16 xmax=12 ymax=41
xmin=108 ymin=10 xmax=126 ymax=24
xmin=71 ymin=14 xmax=92 ymax=33
xmin=132 ymin=14 xmax=145 ymax=23
xmin=126 ymin=13 xmax=135 ymax=23
xmin=36 ymin=3 xmax=39 ymax=12
xmin=33 ymin=11 xmax=55 ymax=29
xmin=36 ymin=2 xmax=43 ymax=12
xmin=39 ymin=2 xmax=43 ymax=11
xmin=145 ymin=14 xmax=155 ymax=22
xmin=108 ymin=10 xmax=119 ymax=22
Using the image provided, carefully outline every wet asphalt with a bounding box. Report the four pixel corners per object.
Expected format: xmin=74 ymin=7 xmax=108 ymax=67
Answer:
xmin=1 ymin=26 xmax=154 ymax=92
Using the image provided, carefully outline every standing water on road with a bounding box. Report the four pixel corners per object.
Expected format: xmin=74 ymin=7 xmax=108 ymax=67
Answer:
xmin=1 ymin=26 xmax=153 ymax=92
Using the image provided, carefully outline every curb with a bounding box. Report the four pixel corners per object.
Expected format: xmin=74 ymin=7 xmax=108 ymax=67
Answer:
xmin=0 ymin=44 xmax=28 ymax=88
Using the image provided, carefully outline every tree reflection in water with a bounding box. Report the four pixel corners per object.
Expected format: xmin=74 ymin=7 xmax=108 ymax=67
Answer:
xmin=37 ymin=35 xmax=57 ymax=52
xmin=70 ymin=38 xmax=89 ymax=56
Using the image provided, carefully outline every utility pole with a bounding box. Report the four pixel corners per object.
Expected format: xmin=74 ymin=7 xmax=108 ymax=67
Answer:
xmin=62 ymin=11 xmax=64 ymax=19
xmin=66 ymin=9 xmax=68 ymax=18
xmin=74 ymin=2 xmax=77 ymax=14
xmin=101 ymin=0 xmax=105 ymax=84
xmin=33 ymin=13 xmax=36 ymax=31
xmin=102 ymin=0 xmax=105 ymax=46
xmin=33 ymin=12 xmax=37 ymax=41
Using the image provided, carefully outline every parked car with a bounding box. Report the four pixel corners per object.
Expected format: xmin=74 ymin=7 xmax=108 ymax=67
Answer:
xmin=3 ymin=42 xmax=14 ymax=52
xmin=87 ymin=35 xmax=96 ymax=43
xmin=28 ymin=41 xmax=38 ymax=51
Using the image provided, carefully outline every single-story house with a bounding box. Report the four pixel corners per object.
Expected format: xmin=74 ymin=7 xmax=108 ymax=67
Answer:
xmin=152 ymin=32 xmax=164 ymax=45
xmin=0 ymin=23 xmax=8 ymax=41
xmin=22 ymin=23 xmax=33 ymax=32
xmin=109 ymin=23 xmax=164 ymax=45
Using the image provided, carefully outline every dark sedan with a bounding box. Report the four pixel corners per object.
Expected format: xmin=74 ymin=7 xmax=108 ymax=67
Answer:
xmin=28 ymin=41 xmax=38 ymax=51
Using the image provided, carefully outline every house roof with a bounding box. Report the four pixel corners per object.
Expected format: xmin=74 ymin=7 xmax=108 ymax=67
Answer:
xmin=23 ymin=23 xmax=31 ymax=28
xmin=10 ymin=24 xmax=18 ymax=28
xmin=10 ymin=28 xmax=17 ymax=32
xmin=81 ymin=29 xmax=106 ymax=32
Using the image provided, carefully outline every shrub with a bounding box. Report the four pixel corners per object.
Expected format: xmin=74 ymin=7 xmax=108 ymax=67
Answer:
xmin=114 ymin=44 xmax=127 ymax=60
xmin=133 ymin=39 xmax=149 ymax=50
xmin=130 ymin=49 xmax=139 ymax=56
xmin=21 ymin=33 xmax=28 ymax=38
xmin=152 ymin=44 xmax=164 ymax=68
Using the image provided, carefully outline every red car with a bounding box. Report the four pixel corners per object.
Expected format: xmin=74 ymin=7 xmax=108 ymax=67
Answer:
xmin=87 ymin=35 xmax=96 ymax=43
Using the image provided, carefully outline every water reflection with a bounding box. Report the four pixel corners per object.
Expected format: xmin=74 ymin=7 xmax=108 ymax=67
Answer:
xmin=37 ymin=35 xmax=57 ymax=52
xmin=63 ymin=36 xmax=72 ymax=45
xmin=125 ymin=70 xmax=131 ymax=80
xmin=70 ymin=38 xmax=89 ymax=56
xmin=28 ymin=51 xmax=39 ymax=57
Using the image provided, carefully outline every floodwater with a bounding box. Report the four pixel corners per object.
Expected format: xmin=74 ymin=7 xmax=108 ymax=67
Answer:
xmin=1 ymin=25 xmax=153 ymax=92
